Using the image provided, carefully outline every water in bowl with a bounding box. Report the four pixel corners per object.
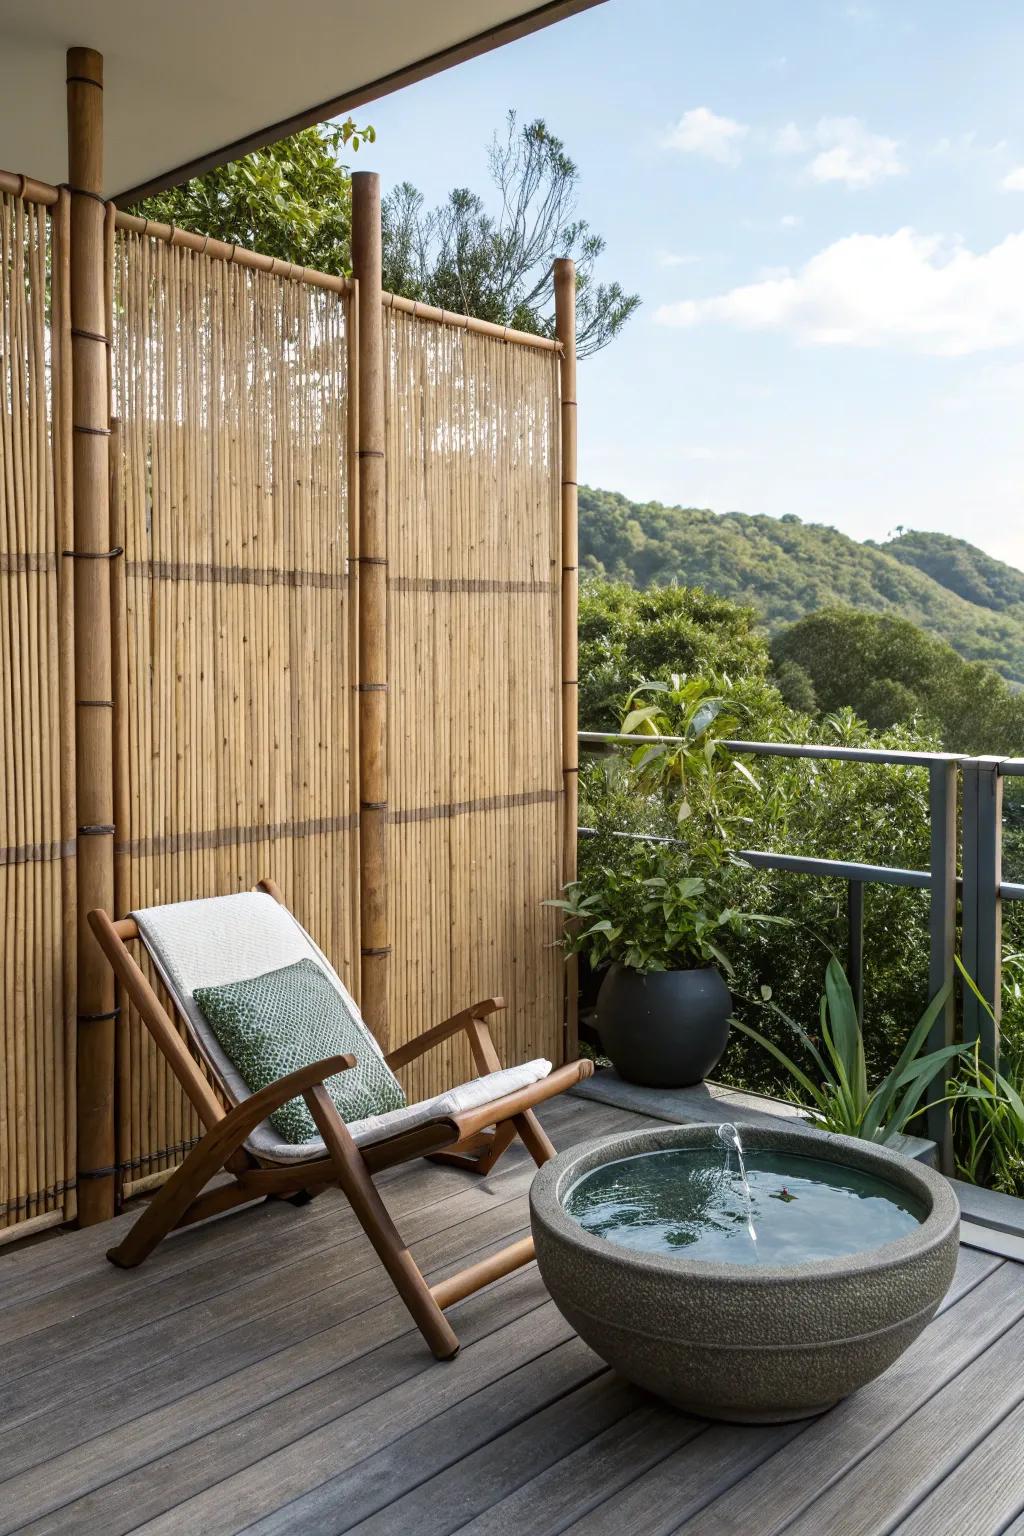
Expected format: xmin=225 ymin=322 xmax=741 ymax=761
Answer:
xmin=564 ymin=1146 xmax=926 ymax=1267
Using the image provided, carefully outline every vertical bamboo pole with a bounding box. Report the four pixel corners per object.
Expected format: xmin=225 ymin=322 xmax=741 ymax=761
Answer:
xmin=67 ymin=47 xmax=116 ymax=1223
xmin=351 ymin=173 xmax=390 ymax=1050
xmin=554 ymin=259 xmax=578 ymax=1063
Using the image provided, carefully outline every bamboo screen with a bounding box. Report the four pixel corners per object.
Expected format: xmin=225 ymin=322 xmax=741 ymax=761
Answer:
xmin=0 ymin=193 xmax=75 ymax=1232
xmin=110 ymin=232 xmax=356 ymax=1185
xmin=383 ymin=308 xmax=564 ymax=1102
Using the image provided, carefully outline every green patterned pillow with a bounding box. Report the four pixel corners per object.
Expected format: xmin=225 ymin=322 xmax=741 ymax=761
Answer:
xmin=193 ymin=958 xmax=406 ymax=1143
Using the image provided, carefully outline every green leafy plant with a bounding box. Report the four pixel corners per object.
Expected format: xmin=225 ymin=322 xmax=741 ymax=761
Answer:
xmin=731 ymin=959 xmax=959 ymax=1144
xmin=547 ymin=846 xmax=749 ymax=976
xmin=947 ymin=963 xmax=1024 ymax=1196
xmin=619 ymin=674 xmax=759 ymax=836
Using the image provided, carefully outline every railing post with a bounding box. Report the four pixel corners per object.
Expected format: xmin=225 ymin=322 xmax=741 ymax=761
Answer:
xmin=846 ymin=881 xmax=864 ymax=1029
xmin=927 ymin=760 xmax=957 ymax=1170
xmin=961 ymin=757 xmax=1003 ymax=1072
xmin=351 ymin=172 xmax=390 ymax=1052
xmin=555 ymin=258 xmax=579 ymax=1063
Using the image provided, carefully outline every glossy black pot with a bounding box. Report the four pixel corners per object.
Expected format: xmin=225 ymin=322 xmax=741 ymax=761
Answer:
xmin=596 ymin=962 xmax=732 ymax=1088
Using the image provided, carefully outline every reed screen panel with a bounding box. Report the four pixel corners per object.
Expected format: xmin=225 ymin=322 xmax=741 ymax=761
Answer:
xmin=111 ymin=232 xmax=356 ymax=1183
xmin=384 ymin=308 xmax=564 ymax=1101
xmin=0 ymin=193 xmax=75 ymax=1231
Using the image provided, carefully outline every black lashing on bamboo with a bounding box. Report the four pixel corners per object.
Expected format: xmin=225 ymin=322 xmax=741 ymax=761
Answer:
xmin=77 ymin=823 xmax=115 ymax=836
xmin=356 ymin=449 xmax=384 ymax=458
xmin=77 ymin=1164 xmax=118 ymax=1181
xmin=78 ymin=1007 xmax=120 ymax=1023
xmin=63 ymin=545 xmax=123 ymax=558
xmin=72 ymin=424 xmax=112 ymax=436
xmin=71 ymin=326 xmax=111 ymax=347
xmin=77 ymin=699 xmax=114 ymax=708
xmin=361 ymin=946 xmax=392 ymax=957
xmin=361 ymin=801 xmax=388 ymax=811
xmin=356 ymin=682 xmax=387 ymax=692
xmin=354 ymin=554 xmax=387 ymax=565
xmin=63 ymin=181 xmax=106 ymax=203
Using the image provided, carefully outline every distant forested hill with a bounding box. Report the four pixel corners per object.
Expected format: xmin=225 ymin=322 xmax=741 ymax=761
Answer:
xmin=579 ymin=487 xmax=1024 ymax=687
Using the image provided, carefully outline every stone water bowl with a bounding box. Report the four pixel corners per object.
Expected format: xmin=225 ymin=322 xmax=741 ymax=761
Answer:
xmin=530 ymin=1122 xmax=959 ymax=1423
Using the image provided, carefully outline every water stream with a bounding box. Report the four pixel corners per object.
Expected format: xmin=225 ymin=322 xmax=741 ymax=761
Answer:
xmin=717 ymin=1122 xmax=758 ymax=1247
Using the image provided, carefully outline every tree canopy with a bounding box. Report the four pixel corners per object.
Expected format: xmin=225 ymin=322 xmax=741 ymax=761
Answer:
xmin=133 ymin=114 xmax=638 ymax=357
xmin=381 ymin=114 xmax=639 ymax=356
xmin=132 ymin=120 xmax=374 ymax=273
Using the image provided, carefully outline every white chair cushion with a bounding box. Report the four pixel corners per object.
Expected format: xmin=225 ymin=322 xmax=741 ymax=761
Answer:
xmin=131 ymin=890 xmax=551 ymax=1159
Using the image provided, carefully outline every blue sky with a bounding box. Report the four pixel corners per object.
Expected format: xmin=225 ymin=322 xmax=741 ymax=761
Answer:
xmin=354 ymin=0 xmax=1024 ymax=568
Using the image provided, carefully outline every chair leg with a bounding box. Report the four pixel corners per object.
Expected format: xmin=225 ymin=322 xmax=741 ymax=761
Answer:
xmin=513 ymin=1107 xmax=557 ymax=1169
xmin=107 ymin=1134 xmax=245 ymax=1269
xmin=305 ymin=1084 xmax=460 ymax=1360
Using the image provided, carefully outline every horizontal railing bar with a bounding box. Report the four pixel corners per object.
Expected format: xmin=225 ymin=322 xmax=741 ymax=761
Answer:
xmin=577 ymin=827 xmax=932 ymax=889
xmin=579 ymin=731 xmax=965 ymax=768
xmin=737 ymin=849 xmax=931 ymax=889
xmin=1000 ymin=882 xmax=1024 ymax=902
xmin=998 ymin=762 xmax=1024 ymax=777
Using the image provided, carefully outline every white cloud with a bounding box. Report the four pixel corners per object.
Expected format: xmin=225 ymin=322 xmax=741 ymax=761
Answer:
xmin=775 ymin=122 xmax=808 ymax=156
xmin=662 ymin=107 xmax=748 ymax=165
xmin=780 ymin=214 xmax=802 ymax=228
xmin=655 ymin=249 xmax=698 ymax=268
xmin=1003 ymin=167 xmax=1024 ymax=191
xmin=932 ymin=131 xmax=1008 ymax=164
xmin=654 ymin=228 xmax=1024 ymax=356
xmin=806 ymin=117 xmax=905 ymax=187
xmin=773 ymin=117 xmax=904 ymax=187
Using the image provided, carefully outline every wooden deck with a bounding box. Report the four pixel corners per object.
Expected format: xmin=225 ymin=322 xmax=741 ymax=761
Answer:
xmin=2 ymin=1095 xmax=1024 ymax=1535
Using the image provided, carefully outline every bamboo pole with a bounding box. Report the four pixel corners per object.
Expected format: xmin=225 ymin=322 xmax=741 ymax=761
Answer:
xmin=381 ymin=290 xmax=561 ymax=351
xmin=67 ymin=47 xmax=117 ymax=1224
xmin=554 ymin=258 xmax=579 ymax=1063
xmin=0 ymin=170 xmax=60 ymax=207
xmin=54 ymin=186 xmax=78 ymax=1222
xmin=351 ymin=173 xmax=390 ymax=1051
xmin=113 ymin=211 xmax=352 ymax=294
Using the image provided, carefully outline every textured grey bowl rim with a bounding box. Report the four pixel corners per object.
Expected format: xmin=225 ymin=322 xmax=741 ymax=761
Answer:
xmin=530 ymin=1122 xmax=960 ymax=1286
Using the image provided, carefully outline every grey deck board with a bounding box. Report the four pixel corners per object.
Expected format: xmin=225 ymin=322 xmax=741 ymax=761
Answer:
xmin=0 ymin=1105 xmax=640 ymax=1461
xmin=0 ymin=1097 xmax=1022 ymax=1536
xmin=889 ymin=1396 xmax=1024 ymax=1536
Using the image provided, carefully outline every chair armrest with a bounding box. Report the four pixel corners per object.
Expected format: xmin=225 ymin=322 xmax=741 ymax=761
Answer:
xmin=245 ymin=1054 xmax=356 ymax=1118
xmin=386 ymin=998 xmax=506 ymax=1071
xmin=148 ymin=1053 xmax=356 ymax=1179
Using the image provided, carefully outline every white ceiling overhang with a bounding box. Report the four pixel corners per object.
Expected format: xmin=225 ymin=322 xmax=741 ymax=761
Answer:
xmin=0 ymin=0 xmax=604 ymax=203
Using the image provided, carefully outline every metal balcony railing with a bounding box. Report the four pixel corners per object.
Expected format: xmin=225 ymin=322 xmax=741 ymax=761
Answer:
xmin=577 ymin=731 xmax=1024 ymax=1166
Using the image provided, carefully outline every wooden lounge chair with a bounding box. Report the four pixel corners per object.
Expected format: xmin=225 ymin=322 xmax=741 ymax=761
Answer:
xmin=88 ymin=877 xmax=592 ymax=1359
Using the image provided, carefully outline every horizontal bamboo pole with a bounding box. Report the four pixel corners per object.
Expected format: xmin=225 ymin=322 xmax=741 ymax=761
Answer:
xmin=0 ymin=169 xmax=60 ymax=207
xmin=0 ymin=168 xmax=562 ymax=343
xmin=114 ymin=210 xmax=353 ymax=293
xmin=382 ymin=290 xmax=562 ymax=351
xmin=0 ymin=1210 xmax=66 ymax=1248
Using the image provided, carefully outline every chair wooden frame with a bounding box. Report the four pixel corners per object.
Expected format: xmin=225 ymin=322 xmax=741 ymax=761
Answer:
xmin=87 ymin=878 xmax=592 ymax=1358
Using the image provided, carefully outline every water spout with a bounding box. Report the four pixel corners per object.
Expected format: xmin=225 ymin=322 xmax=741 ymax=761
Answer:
xmin=717 ymin=1122 xmax=757 ymax=1246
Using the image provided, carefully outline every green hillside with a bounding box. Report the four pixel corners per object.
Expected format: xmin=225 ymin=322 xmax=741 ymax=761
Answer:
xmin=580 ymin=487 xmax=1024 ymax=686
xmin=877 ymin=530 xmax=1024 ymax=616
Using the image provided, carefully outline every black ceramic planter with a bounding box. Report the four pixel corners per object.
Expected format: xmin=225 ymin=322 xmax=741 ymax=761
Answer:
xmin=596 ymin=962 xmax=732 ymax=1087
